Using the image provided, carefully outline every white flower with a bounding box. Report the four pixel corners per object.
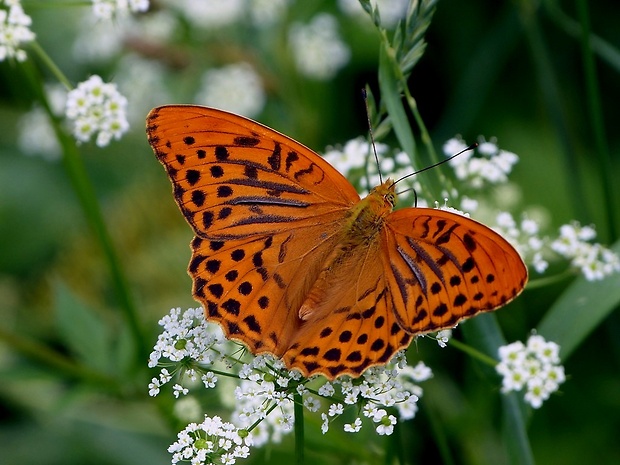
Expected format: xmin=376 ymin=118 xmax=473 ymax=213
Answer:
xmin=195 ymin=62 xmax=265 ymax=118
xmin=407 ymin=361 xmax=433 ymax=382
xmin=148 ymin=377 xmax=161 ymax=396
xmin=202 ymin=372 xmax=218 ymax=388
xmin=249 ymin=0 xmax=290 ymax=27
xmin=288 ymin=14 xmax=350 ymax=80
xmin=328 ymin=403 xmax=344 ymax=417
xmin=373 ymin=410 xmax=397 ymax=436
xmin=551 ymin=222 xmax=620 ymax=280
xmin=91 ymin=0 xmax=149 ymax=20
xmin=321 ymin=413 xmax=329 ymax=434
xmin=318 ymin=382 xmax=335 ymax=397
xmin=0 ymin=0 xmax=35 ymax=62
xmin=151 ymin=308 xmax=431 ymax=452
xmin=18 ymin=106 xmax=61 ymax=160
xmin=168 ymin=415 xmax=253 ymax=464
xmin=173 ymin=383 xmax=189 ymax=398
xmin=174 ymin=396 xmax=202 ymax=422
xmin=323 ymin=137 xmax=387 ymax=179
xmin=303 ymin=396 xmax=321 ymax=413
xmin=445 ymin=136 xmax=518 ymax=188
xmin=65 ymin=75 xmax=129 ymax=147
xmin=435 ymin=329 xmax=452 ymax=348
xmin=496 ymin=333 xmax=566 ymax=408
xmin=344 ymin=417 xmax=362 ymax=433
xmin=169 ymin=0 xmax=243 ymax=29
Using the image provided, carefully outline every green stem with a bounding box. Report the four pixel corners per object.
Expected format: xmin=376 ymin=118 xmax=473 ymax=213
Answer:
xmin=519 ymin=6 xmax=588 ymax=222
xmin=246 ymin=401 xmax=280 ymax=433
xmin=403 ymin=84 xmax=435 ymax=163
xmin=59 ymin=135 xmax=148 ymax=364
xmin=525 ymin=269 xmax=576 ymax=290
xmin=20 ymin=59 xmax=148 ymax=368
xmin=0 ymin=326 xmax=120 ymax=392
xmin=422 ymin=398 xmax=456 ymax=465
xmin=544 ymin=0 xmax=620 ymax=73
xmin=29 ymin=40 xmax=72 ymax=90
xmin=294 ymin=391 xmax=305 ymax=465
xmin=448 ymin=337 xmax=498 ymax=367
xmin=574 ymin=0 xmax=618 ymax=242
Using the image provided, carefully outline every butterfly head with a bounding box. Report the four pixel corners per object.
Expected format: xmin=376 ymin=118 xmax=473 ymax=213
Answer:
xmin=368 ymin=179 xmax=397 ymax=211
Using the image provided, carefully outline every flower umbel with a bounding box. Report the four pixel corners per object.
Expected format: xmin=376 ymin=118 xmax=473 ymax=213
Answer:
xmin=496 ymin=333 xmax=566 ymax=409
xmin=288 ymin=13 xmax=351 ymax=80
xmin=65 ymin=75 xmax=130 ymax=147
xmin=168 ymin=415 xmax=253 ymax=465
xmin=91 ymin=0 xmax=149 ymax=20
xmin=0 ymin=0 xmax=35 ymax=62
xmin=150 ymin=307 xmax=431 ymax=463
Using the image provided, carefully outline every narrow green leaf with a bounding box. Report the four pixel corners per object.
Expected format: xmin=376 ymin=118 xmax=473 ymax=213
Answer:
xmin=378 ymin=45 xmax=416 ymax=160
xmin=54 ymin=281 xmax=113 ymax=373
xmin=536 ymin=241 xmax=620 ymax=360
xmin=462 ymin=314 xmax=534 ymax=465
xmin=502 ymin=393 xmax=536 ymax=465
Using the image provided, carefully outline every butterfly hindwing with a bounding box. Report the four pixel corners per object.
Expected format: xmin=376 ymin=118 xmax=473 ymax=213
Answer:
xmin=189 ymin=218 xmax=348 ymax=357
xmin=381 ymin=208 xmax=528 ymax=334
xmin=282 ymin=239 xmax=412 ymax=378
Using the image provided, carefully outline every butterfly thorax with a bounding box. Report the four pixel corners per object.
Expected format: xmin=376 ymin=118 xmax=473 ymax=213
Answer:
xmin=297 ymin=180 xmax=396 ymax=322
xmin=344 ymin=179 xmax=396 ymax=246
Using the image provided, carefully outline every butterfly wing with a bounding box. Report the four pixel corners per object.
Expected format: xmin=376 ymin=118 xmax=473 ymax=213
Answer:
xmin=147 ymin=105 xmax=360 ymax=240
xmin=381 ymin=208 xmax=528 ymax=334
xmin=281 ymin=237 xmax=412 ymax=379
xmin=147 ymin=105 xmax=362 ymax=358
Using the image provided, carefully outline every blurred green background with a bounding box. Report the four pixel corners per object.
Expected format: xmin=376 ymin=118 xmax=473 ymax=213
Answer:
xmin=0 ymin=1 xmax=619 ymax=464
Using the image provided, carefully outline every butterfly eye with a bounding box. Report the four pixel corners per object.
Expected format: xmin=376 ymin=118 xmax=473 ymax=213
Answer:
xmin=385 ymin=192 xmax=396 ymax=207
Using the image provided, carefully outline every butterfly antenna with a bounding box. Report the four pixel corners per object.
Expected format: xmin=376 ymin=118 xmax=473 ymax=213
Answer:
xmin=395 ymin=186 xmax=419 ymax=207
xmin=362 ymin=88 xmax=383 ymax=184
xmin=391 ymin=142 xmax=478 ymax=187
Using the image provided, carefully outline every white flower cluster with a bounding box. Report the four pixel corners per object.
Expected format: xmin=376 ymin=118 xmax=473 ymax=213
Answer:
xmin=288 ymin=14 xmax=351 ymax=80
xmin=496 ymin=334 xmax=566 ymax=409
xmin=168 ymin=415 xmax=252 ymax=465
xmin=18 ymin=107 xmax=61 ymax=160
xmin=168 ymin=0 xmax=290 ymax=29
xmin=493 ymin=211 xmax=548 ymax=273
xmin=148 ymin=307 xmax=228 ymax=396
xmin=65 ymin=75 xmax=130 ymax=147
xmin=149 ymin=307 xmax=433 ymax=463
xmin=443 ymin=137 xmax=519 ymax=188
xmin=551 ymin=222 xmax=620 ymax=281
xmin=322 ymin=136 xmax=414 ymax=197
xmin=493 ymin=211 xmax=619 ymax=281
xmin=195 ymin=62 xmax=266 ymax=118
xmin=0 ymin=0 xmax=35 ymax=62
xmin=233 ymin=351 xmax=429 ymax=440
xmin=91 ymin=0 xmax=149 ymax=20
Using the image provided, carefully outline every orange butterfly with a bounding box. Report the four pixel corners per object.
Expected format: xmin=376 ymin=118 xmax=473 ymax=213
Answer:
xmin=147 ymin=105 xmax=527 ymax=379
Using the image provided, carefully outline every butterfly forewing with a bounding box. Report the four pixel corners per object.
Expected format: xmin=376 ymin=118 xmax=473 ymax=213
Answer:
xmin=381 ymin=208 xmax=528 ymax=334
xmin=147 ymin=105 xmax=360 ymax=240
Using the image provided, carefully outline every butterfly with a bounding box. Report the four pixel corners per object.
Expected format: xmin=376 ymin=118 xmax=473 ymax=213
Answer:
xmin=146 ymin=105 xmax=528 ymax=379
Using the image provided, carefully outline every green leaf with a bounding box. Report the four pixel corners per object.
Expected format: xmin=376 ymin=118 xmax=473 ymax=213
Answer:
xmin=378 ymin=44 xmax=416 ymax=160
xmin=536 ymin=240 xmax=620 ymax=360
xmin=502 ymin=393 xmax=536 ymax=465
xmin=462 ymin=314 xmax=534 ymax=465
xmin=53 ymin=281 xmax=113 ymax=374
